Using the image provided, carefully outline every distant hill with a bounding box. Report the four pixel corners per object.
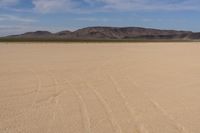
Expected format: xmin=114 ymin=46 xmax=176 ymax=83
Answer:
xmin=1 ymin=26 xmax=200 ymax=41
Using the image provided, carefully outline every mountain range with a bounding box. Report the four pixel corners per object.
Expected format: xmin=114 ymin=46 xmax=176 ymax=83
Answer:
xmin=1 ymin=26 xmax=200 ymax=41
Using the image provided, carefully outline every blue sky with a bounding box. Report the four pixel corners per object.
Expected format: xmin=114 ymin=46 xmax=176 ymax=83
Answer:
xmin=0 ymin=0 xmax=200 ymax=36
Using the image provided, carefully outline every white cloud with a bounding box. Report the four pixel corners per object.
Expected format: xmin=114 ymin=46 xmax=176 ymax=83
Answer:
xmin=29 ymin=0 xmax=200 ymax=13
xmin=0 ymin=14 xmax=37 ymax=36
xmin=1 ymin=0 xmax=200 ymax=13
xmin=75 ymin=17 xmax=109 ymax=22
xmin=0 ymin=14 xmax=36 ymax=22
xmin=87 ymin=0 xmax=200 ymax=11
xmin=0 ymin=0 xmax=19 ymax=6
xmin=32 ymin=0 xmax=76 ymax=13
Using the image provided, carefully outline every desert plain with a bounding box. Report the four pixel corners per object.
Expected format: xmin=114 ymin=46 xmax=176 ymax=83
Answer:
xmin=0 ymin=42 xmax=200 ymax=133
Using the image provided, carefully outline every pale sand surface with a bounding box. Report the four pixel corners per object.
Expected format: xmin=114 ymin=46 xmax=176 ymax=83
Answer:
xmin=0 ymin=42 xmax=200 ymax=133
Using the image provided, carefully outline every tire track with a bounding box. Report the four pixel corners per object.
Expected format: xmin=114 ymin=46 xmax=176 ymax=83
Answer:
xmin=98 ymin=56 xmax=186 ymax=133
xmin=67 ymin=74 xmax=121 ymax=133
xmin=85 ymin=83 xmax=122 ymax=133
xmin=94 ymin=65 xmax=148 ymax=133
xmin=1 ymin=67 xmax=42 ymax=129
xmin=125 ymin=76 xmax=190 ymax=133
xmin=29 ymin=68 xmax=42 ymax=108
xmin=34 ymin=68 xmax=66 ymax=104
xmin=45 ymin=69 xmax=67 ymax=133
xmin=107 ymin=63 xmax=190 ymax=133
xmin=65 ymin=80 xmax=91 ymax=133
xmin=5 ymin=67 xmax=43 ymax=132
xmin=149 ymin=98 xmax=189 ymax=133
xmin=106 ymin=73 xmax=149 ymax=133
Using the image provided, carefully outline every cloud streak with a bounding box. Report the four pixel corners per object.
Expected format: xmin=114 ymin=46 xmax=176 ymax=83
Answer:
xmin=31 ymin=0 xmax=200 ymax=13
xmin=0 ymin=0 xmax=19 ymax=6
xmin=0 ymin=14 xmax=36 ymax=22
xmin=32 ymin=0 xmax=76 ymax=13
xmin=86 ymin=0 xmax=200 ymax=11
xmin=1 ymin=0 xmax=200 ymax=13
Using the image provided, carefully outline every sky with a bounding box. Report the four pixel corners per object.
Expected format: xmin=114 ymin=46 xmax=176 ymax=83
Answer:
xmin=0 ymin=0 xmax=200 ymax=36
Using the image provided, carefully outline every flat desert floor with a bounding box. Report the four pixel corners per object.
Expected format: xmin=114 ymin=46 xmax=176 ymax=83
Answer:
xmin=0 ymin=42 xmax=200 ymax=133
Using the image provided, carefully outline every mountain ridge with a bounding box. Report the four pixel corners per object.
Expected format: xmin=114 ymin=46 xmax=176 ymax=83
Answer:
xmin=1 ymin=26 xmax=200 ymax=41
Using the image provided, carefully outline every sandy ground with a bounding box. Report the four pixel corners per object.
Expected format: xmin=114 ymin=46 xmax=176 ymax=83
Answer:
xmin=0 ymin=42 xmax=200 ymax=133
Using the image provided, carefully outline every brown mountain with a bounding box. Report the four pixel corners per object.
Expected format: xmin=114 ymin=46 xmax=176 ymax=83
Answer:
xmin=1 ymin=26 xmax=200 ymax=41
